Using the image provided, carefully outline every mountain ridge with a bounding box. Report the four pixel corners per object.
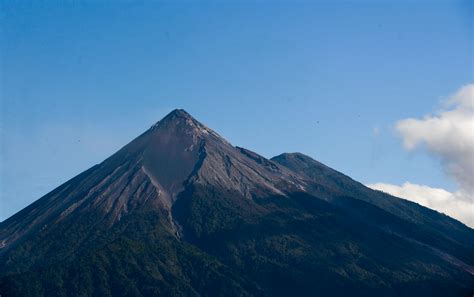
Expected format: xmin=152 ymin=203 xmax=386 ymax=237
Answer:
xmin=1 ymin=109 xmax=473 ymax=297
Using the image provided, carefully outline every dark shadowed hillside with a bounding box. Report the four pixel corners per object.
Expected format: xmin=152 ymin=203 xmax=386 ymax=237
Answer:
xmin=1 ymin=109 xmax=473 ymax=297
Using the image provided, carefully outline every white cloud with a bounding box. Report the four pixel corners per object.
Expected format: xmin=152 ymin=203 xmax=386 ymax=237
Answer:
xmin=396 ymin=84 xmax=474 ymax=193
xmin=372 ymin=84 xmax=474 ymax=227
xmin=368 ymin=182 xmax=474 ymax=228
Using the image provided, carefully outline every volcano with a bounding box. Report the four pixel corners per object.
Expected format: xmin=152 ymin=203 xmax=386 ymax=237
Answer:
xmin=1 ymin=109 xmax=473 ymax=297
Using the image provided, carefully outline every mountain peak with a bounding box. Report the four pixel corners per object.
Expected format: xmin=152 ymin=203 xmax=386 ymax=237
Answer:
xmin=152 ymin=110 xmax=230 ymax=150
xmin=164 ymin=108 xmax=193 ymax=120
xmin=2 ymin=108 xmax=474 ymax=296
xmin=151 ymin=109 xmax=195 ymax=128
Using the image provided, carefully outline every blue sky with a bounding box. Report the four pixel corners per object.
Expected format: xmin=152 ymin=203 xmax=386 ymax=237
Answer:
xmin=1 ymin=0 xmax=472 ymax=222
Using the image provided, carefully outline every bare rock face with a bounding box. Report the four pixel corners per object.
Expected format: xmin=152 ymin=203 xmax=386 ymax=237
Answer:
xmin=1 ymin=109 xmax=473 ymax=297
xmin=0 ymin=109 xmax=300 ymax=250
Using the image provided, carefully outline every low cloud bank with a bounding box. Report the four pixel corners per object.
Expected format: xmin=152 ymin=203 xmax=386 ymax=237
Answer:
xmin=368 ymin=182 xmax=474 ymax=228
